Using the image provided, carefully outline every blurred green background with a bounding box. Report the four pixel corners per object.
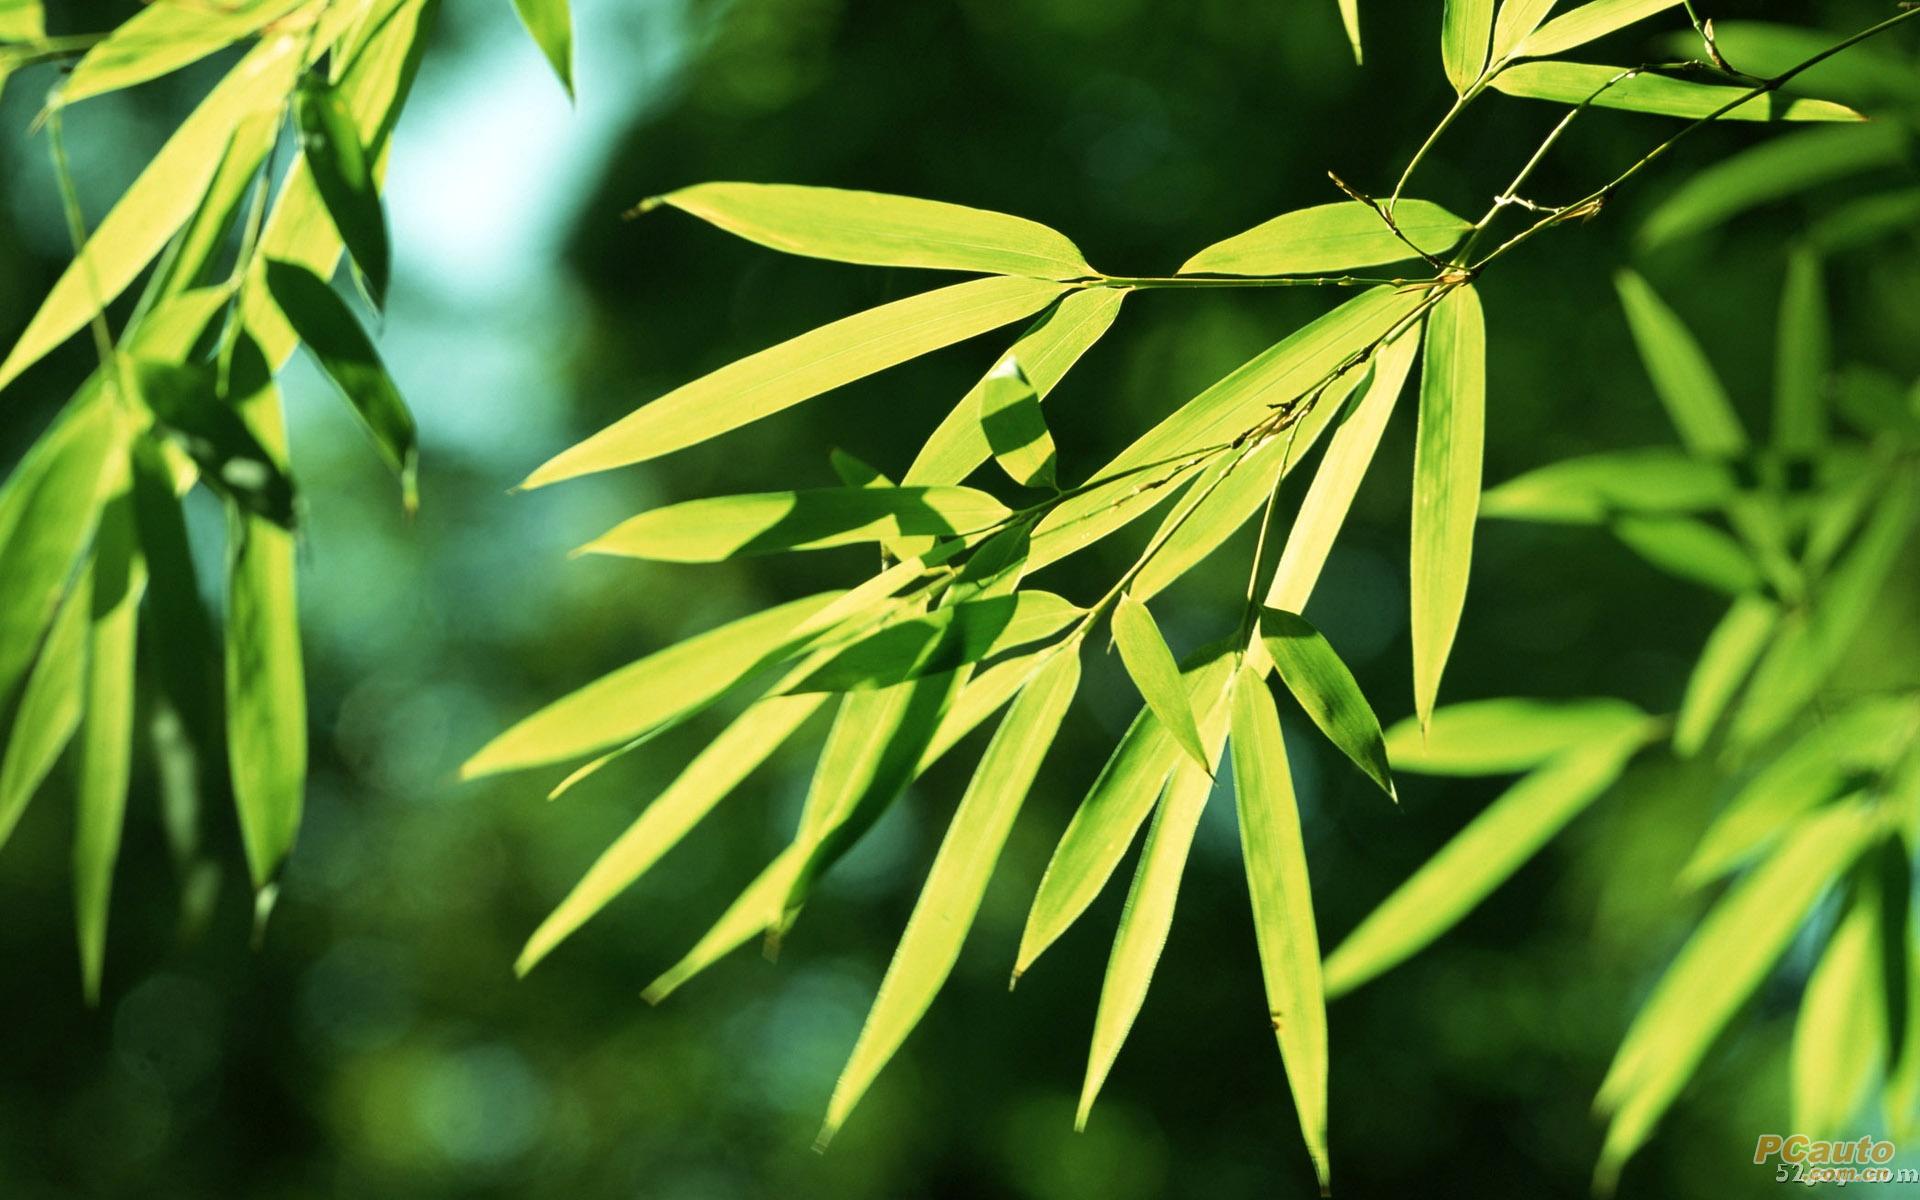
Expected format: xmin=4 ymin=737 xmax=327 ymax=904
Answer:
xmin=3 ymin=1 xmax=1919 ymax=1195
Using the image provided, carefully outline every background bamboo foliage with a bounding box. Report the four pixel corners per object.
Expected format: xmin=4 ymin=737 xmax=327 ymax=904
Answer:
xmin=1 ymin=0 xmax=1918 ymax=1195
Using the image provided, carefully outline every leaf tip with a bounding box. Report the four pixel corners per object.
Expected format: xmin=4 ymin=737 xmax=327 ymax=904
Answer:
xmin=623 ymin=194 xmax=669 ymax=220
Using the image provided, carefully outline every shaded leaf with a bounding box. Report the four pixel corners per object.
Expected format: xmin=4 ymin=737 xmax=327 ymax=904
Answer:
xmin=1654 ymin=22 xmax=1920 ymax=107
xmin=580 ymin=486 xmax=1010 ymax=562
xmin=295 ymin=76 xmax=391 ymax=307
xmin=1112 ymin=595 xmax=1209 ymax=773
xmin=134 ymin=357 xmax=297 ymax=528
xmin=1259 ymin=608 xmax=1393 ymax=799
xmin=1384 ymin=696 xmax=1648 ymax=776
xmin=977 ymin=356 xmax=1058 ymax=488
xmin=1492 ymin=61 xmax=1864 ymax=122
xmin=1774 ymin=245 xmax=1828 ymax=456
xmin=1410 ymin=284 xmax=1484 ymax=728
xmin=1639 ymin=125 xmax=1906 ymax=249
xmin=1179 ymin=201 xmax=1468 ymax=277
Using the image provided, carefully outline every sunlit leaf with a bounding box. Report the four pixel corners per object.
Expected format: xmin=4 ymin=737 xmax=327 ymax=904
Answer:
xmin=647 ymin=182 xmax=1094 ymax=279
xmin=1792 ymin=856 xmax=1898 ymax=1137
xmin=1441 ymin=0 xmax=1493 ymax=92
xmin=0 ymin=0 xmax=43 ymax=41
xmin=820 ymin=650 xmax=1080 ymax=1146
xmin=1638 ymin=125 xmax=1907 ymax=249
xmin=1337 ymin=0 xmax=1362 ymax=64
xmin=791 ymin=591 xmax=1080 ymax=693
xmin=1493 ymin=62 xmax=1864 ymax=122
xmin=1773 ymin=246 xmax=1828 ymax=456
xmin=1609 ymin=514 xmax=1760 ymax=595
xmin=1259 ymin=608 xmax=1393 ymax=799
xmin=1489 ymin=0 xmax=1558 ymax=61
xmin=1517 ymin=0 xmax=1680 ymax=59
xmin=1410 ymin=284 xmax=1484 ymax=728
xmin=523 ymin=276 xmax=1067 ymax=486
xmin=295 ymin=76 xmax=391 ymax=306
xmin=1112 ymin=594 xmax=1210 ymax=773
xmin=510 ymin=0 xmax=573 ymax=97
xmin=1228 ymin=667 xmax=1328 ymax=1191
xmin=1671 ymin=592 xmax=1776 ymax=757
xmin=0 ymin=568 xmax=90 ymax=852
xmin=1480 ymin=447 xmax=1735 ymax=523
xmin=581 ymin=486 xmax=1009 ymax=562
xmin=1324 ymin=720 xmax=1651 ymax=997
xmin=977 ymin=356 xmax=1058 ymax=489
xmin=1614 ymin=270 xmax=1746 ymax=456
xmin=1383 ymin=696 xmax=1648 ymax=776
xmin=57 ymin=0 xmax=304 ymax=107
xmin=1179 ymin=201 xmax=1469 ymax=277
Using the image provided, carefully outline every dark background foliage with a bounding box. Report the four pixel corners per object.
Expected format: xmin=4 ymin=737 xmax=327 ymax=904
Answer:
xmin=1 ymin=0 xmax=1916 ymax=1195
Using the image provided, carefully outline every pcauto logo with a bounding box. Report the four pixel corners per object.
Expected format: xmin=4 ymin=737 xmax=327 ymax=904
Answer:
xmin=1753 ymin=1136 xmax=1914 ymax=1186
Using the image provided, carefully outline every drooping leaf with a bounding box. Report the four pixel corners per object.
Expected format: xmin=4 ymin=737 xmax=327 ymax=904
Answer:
xmin=133 ymin=357 xmax=297 ymax=529
xmin=1179 ymin=201 xmax=1469 ymax=277
xmin=523 ymin=277 xmax=1067 ymax=486
xmin=1773 ymin=246 xmax=1829 ymax=456
xmin=264 ymin=260 xmax=417 ymax=511
xmin=580 ymin=486 xmax=1009 ymax=562
xmin=1111 ymin=594 xmax=1210 ymax=773
xmin=462 ymin=593 xmax=841 ymax=777
xmin=1492 ymin=61 xmax=1864 ymax=122
xmin=1259 ymin=608 xmax=1393 ymax=799
xmin=819 ymin=650 xmax=1081 ymax=1146
xmin=976 ymin=356 xmax=1058 ymax=489
xmin=1516 ymin=0 xmax=1680 ymax=59
xmin=1638 ymin=125 xmax=1907 ymax=249
xmin=295 ymin=76 xmax=392 ymax=307
xmin=1614 ymin=270 xmax=1747 ymax=457
xmin=510 ymin=0 xmax=574 ymax=97
xmin=1609 ymin=514 xmax=1761 ymax=595
xmin=0 ymin=569 xmax=90 ymax=852
xmin=791 ymin=591 xmax=1080 ymax=693
xmin=1228 ymin=667 xmax=1329 ymax=1192
xmin=1410 ymin=284 xmax=1484 ymax=728
xmin=1792 ymin=861 xmax=1896 ymax=1137
xmin=517 ymin=693 xmax=827 ymax=976
xmin=57 ymin=0 xmax=304 ymax=107
xmin=1324 ymin=721 xmax=1650 ymax=997
xmin=1441 ymin=0 xmax=1494 ymax=92
xmin=1480 ymin=447 xmax=1735 ymax=523
xmin=646 ymin=182 xmax=1094 ymax=279
xmin=1383 ymin=696 xmax=1648 ymax=776
xmin=1671 ymin=592 xmax=1777 ymax=757
xmin=1489 ymin=0 xmax=1558 ymax=61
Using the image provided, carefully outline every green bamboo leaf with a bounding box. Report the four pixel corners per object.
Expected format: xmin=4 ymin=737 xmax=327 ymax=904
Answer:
xmin=74 ymin=483 xmax=145 ymax=1004
xmin=1228 ymin=667 xmax=1329 ymax=1192
xmin=1835 ymin=365 xmax=1920 ymax=441
xmin=295 ymin=76 xmax=391 ymax=307
xmin=1112 ymin=594 xmax=1210 ymax=773
xmin=523 ymin=277 xmax=1067 ymax=487
xmin=1337 ymin=0 xmax=1362 ymax=64
xmin=224 ymin=359 xmax=305 ymax=891
xmin=1489 ymin=0 xmax=1558 ymax=61
xmin=1480 ymin=447 xmax=1735 ymax=523
xmin=1594 ymin=801 xmax=1884 ymax=1192
xmin=1681 ymin=696 xmax=1917 ymax=887
xmin=1492 ymin=61 xmax=1864 ymax=122
xmin=56 ymin=0 xmax=303 ymax=107
xmin=976 ymin=356 xmax=1058 ymax=489
xmin=1639 ymin=125 xmax=1907 ymax=249
xmin=264 ymin=260 xmax=418 ymax=511
xmin=0 ymin=36 xmax=302 ymax=393
xmin=1774 ymin=246 xmax=1829 ymax=456
xmin=463 ymin=592 xmax=841 ymax=778
xmin=1266 ymin=327 xmax=1420 ymax=611
xmin=1813 ymin=187 xmax=1920 ymax=254
xmin=1792 ymin=861 xmax=1896 ymax=1137
xmin=906 ymin=288 xmax=1124 ymax=486
xmin=510 ymin=0 xmax=573 ymax=97
xmin=1259 ymin=608 xmax=1393 ymax=799
xmin=791 ymin=592 xmax=1079 ymax=693
xmin=819 ymin=650 xmax=1081 ymax=1147
xmin=1671 ymin=592 xmax=1777 ymax=757
xmin=1015 ymin=645 xmax=1237 ymax=981
xmin=1654 ymin=22 xmax=1920 ymax=107
xmin=1325 ymin=721 xmax=1650 ymax=998
xmin=1614 ymin=270 xmax=1747 ymax=456
xmin=642 ymin=843 xmax=810 ymax=1004
xmin=645 ymin=182 xmax=1093 ymax=279
xmin=1410 ymin=284 xmax=1484 ymax=729
xmin=1179 ymin=201 xmax=1469 ymax=277
xmin=0 ymin=568 xmax=90 ymax=852
xmin=1516 ymin=0 xmax=1679 ymax=58
xmin=152 ymin=109 xmax=284 ymax=299
xmin=1078 ymin=745 xmax=1221 ymax=1129
xmin=1441 ymin=0 xmax=1494 ymax=92
xmin=517 ymin=693 xmax=826 ymax=976
xmin=134 ymin=356 xmax=298 ymax=528
xmin=1383 ymin=696 xmax=1647 ymax=776
xmin=0 ymin=0 xmax=42 ymax=41
xmin=1609 ymin=514 xmax=1760 ymax=595
xmin=579 ymin=486 xmax=1009 ymax=562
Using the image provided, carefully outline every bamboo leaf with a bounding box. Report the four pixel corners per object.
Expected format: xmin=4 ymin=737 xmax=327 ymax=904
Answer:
xmin=1516 ymin=0 xmax=1679 ymax=59
xmin=0 ymin=36 xmax=302 ymax=393
xmin=1337 ymin=0 xmax=1362 ymax=64
xmin=1492 ymin=61 xmax=1864 ymax=122
xmin=1112 ymin=595 xmax=1210 ymax=773
xmin=1014 ymin=645 xmax=1237 ymax=981
xmin=977 ymin=356 xmax=1058 ymax=489
xmin=581 ymin=486 xmax=1009 ymax=562
xmin=523 ymin=276 xmax=1067 ymax=486
xmin=1259 ymin=608 xmax=1393 ymax=799
xmin=1266 ymin=327 xmax=1420 ymax=611
xmin=820 ymin=650 xmax=1081 ymax=1146
xmin=1639 ymin=125 xmax=1907 ymax=249
xmin=1383 ymin=696 xmax=1647 ymax=776
xmin=1410 ymin=284 xmax=1484 ymax=728
xmin=462 ymin=592 xmax=841 ymax=778
xmin=517 ymin=693 xmax=826 ymax=976
xmin=0 ymin=568 xmax=90 ymax=852
xmin=295 ymin=76 xmax=392 ymax=307
xmin=1228 ymin=667 xmax=1329 ymax=1192
xmin=792 ymin=592 xmax=1079 ymax=693
xmin=1814 ymin=187 xmax=1920 ymax=254
xmin=1489 ymin=0 xmax=1558 ymax=61
xmin=1671 ymin=592 xmax=1777 ymax=757
xmin=57 ymin=0 xmax=304 ymax=107
xmin=1324 ymin=721 xmax=1650 ymax=997
xmin=1614 ymin=270 xmax=1747 ymax=456
xmin=1179 ymin=201 xmax=1469 ymax=277
xmin=906 ymin=288 xmax=1124 ymax=486
xmin=1792 ymin=861 xmax=1895 ymax=1137
xmin=264 ymin=260 xmax=417 ymax=511
xmin=1774 ymin=246 xmax=1829 ymax=456
xmin=134 ymin=357 xmax=298 ymax=529
xmin=1441 ymin=0 xmax=1494 ymax=92
xmin=646 ymin=182 xmax=1093 ymax=279
xmin=1480 ymin=447 xmax=1735 ymax=523
xmin=1654 ymin=22 xmax=1920 ymax=107
xmin=0 ymin=1 xmax=43 ymax=41
xmin=510 ymin=0 xmax=573 ymax=98
xmin=1609 ymin=514 xmax=1760 ymax=595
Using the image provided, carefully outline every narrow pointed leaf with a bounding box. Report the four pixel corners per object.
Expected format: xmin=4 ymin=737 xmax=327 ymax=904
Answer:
xmin=1180 ymin=201 xmax=1468 ymax=277
xmin=1481 ymin=447 xmax=1735 ymax=523
xmin=1517 ymin=0 xmax=1679 ymax=58
xmin=510 ymin=0 xmax=573 ymax=97
xmin=1493 ymin=61 xmax=1864 ymax=122
xmin=1410 ymin=284 xmax=1484 ymax=727
xmin=1259 ymin=608 xmax=1393 ymax=798
xmin=1337 ymin=0 xmax=1362 ymax=63
xmin=57 ymin=0 xmax=303 ymax=106
xmin=1228 ymin=668 xmax=1329 ymax=1192
xmin=1441 ymin=0 xmax=1493 ymax=91
xmin=1614 ymin=270 xmax=1747 ymax=456
xmin=580 ymin=486 xmax=1009 ymax=562
xmin=295 ymin=77 xmax=392 ymax=307
xmin=0 ymin=571 xmax=91 ymax=851
xmin=1639 ymin=125 xmax=1906 ymax=249
xmin=1383 ymin=696 xmax=1647 ymax=775
xmin=1671 ymin=592 xmax=1777 ymax=757
xmin=1489 ymin=0 xmax=1558 ymax=61
xmin=1610 ymin=514 xmax=1760 ymax=595
xmin=1112 ymin=595 xmax=1210 ymax=772
xmin=1774 ymin=246 xmax=1829 ymax=456
xmin=977 ymin=356 xmax=1057 ymax=489
xmin=1792 ymin=865 xmax=1893 ymax=1137
xmin=791 ymin=592 xmax=1079 ymax=693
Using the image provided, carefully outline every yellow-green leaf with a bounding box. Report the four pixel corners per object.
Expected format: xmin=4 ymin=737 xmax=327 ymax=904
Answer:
xmin=1337 ymin=0 xmax=1362 ymax=64
xmin=1441 ymin=0 xmax=1492 ymax=91
xmin=1516 ymin=0 xmax=1679 ymax=59
xmin=1112 ymin=594 xmax=1210 ymax=773
xmin=1792 ymin=861 xmax=1896 ymax=1137
xmin=510 ymin=0 xmax=573 ymax=97
xmin=579 ymin=486 xmax=1009 ymax=562
xmin=1614 ymin=270 xmax=1746 ymax=455
xmin=1490 ymin=0 xmax=1558 ymax=61
xmin=1609 ymin=514 xmax=1760 ymax=595
xmin=1410 ymin=284 xmax=1484 ymax=728
xmin=1671 ymin=592 xmax=1777 ymax=757
xmin=1383 ymin=696 xmax=1647 ymax=776
xmin=790 ymin=591 xmax=1080 ymax=693
xmin=57 ymin=0 xmax=304 ymax=107
xmin=1259 ymin=607 xmax=1393 ymax=799
xmin=1480 ymin=447 xmax=1735 ymax=523
xmin=1179 ymin=201 xmax=1469 ymax=277
xmin=977 ymin=356 xmax=1058 ymax=489
xmin=0 ymin=568 xmax=90 ymax=851
xmin=0 ymin=0 xmax=43 ymax=41
xmin=1493 ymin=61 xmax=1864 ymax=122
